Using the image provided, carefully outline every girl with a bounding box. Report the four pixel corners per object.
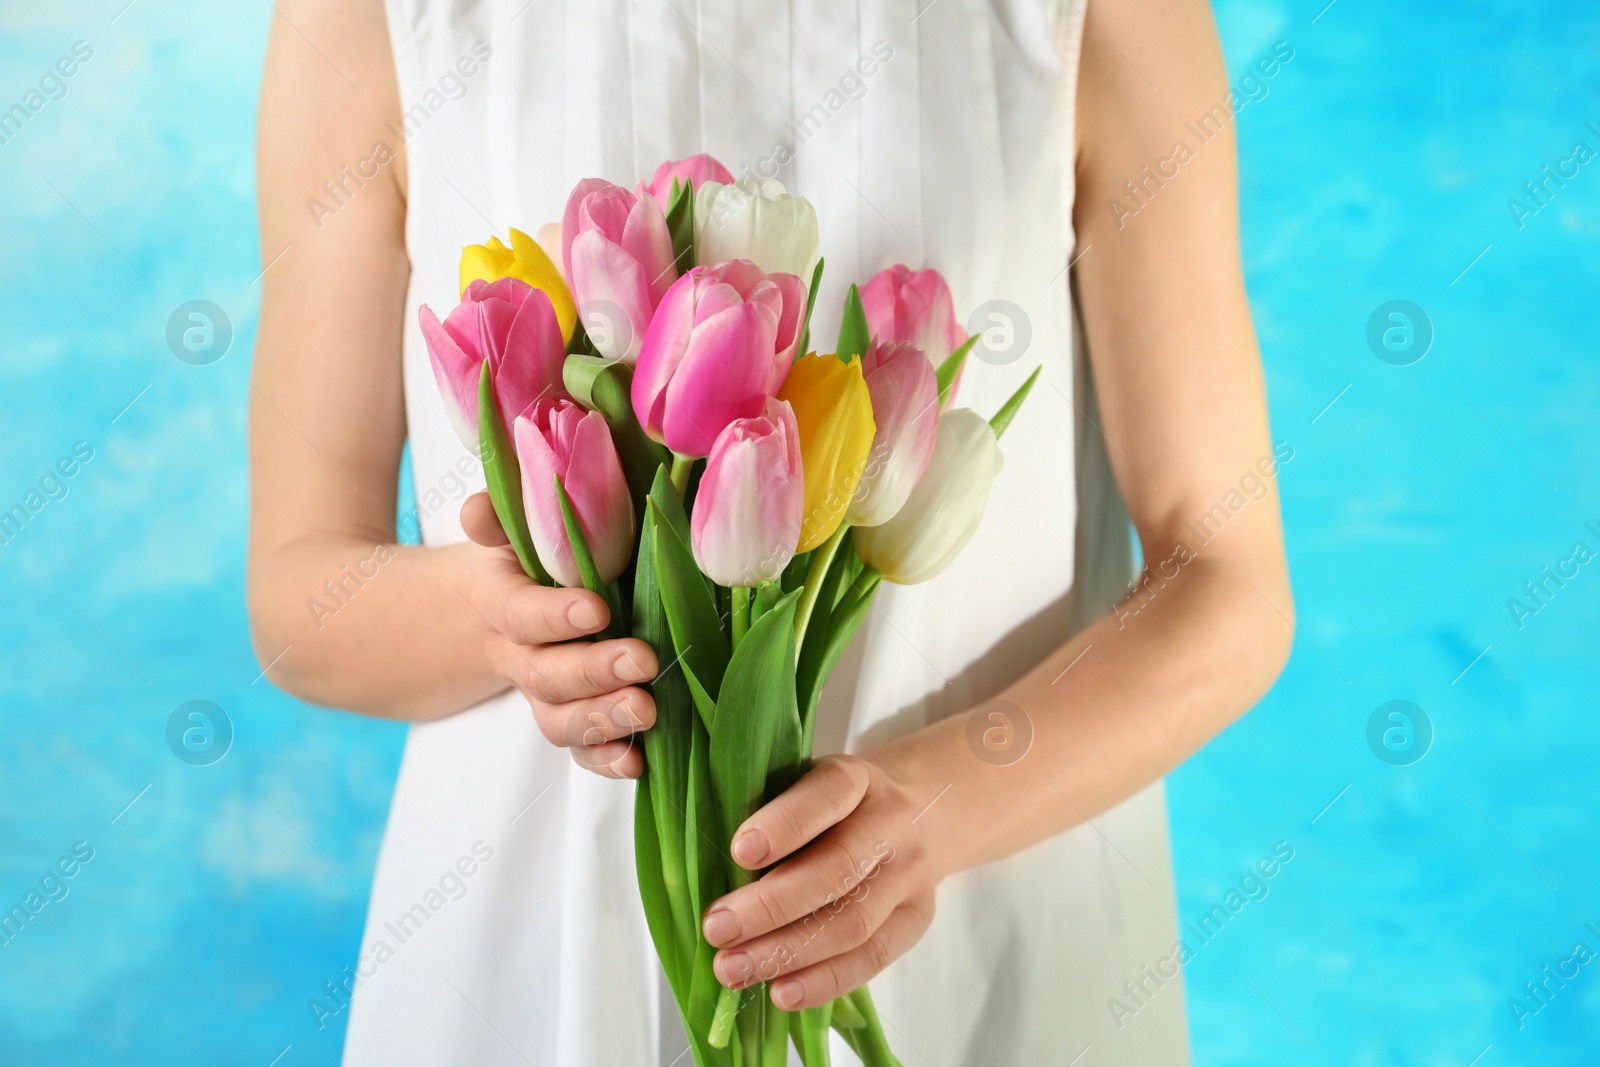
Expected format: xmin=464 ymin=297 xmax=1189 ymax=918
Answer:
xmin=248 ymin=1 xmax=1292 ymax=1063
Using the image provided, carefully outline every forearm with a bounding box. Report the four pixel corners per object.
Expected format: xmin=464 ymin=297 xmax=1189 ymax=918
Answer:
xmin=872 ymin=554 xmax=1292 ymax=876
xmin=248 ymin=533 xmax=507 ymax=720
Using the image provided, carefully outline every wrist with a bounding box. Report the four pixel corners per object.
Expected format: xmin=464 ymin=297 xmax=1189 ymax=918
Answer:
xmin=867 ymin=721 xmax=975 ymax=884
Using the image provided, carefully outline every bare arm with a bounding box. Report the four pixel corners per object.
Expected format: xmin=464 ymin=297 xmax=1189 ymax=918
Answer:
xmin=247 ymin=0 xmax=657 ymax=772
xmin=701 ymin=0 xmax=1295 ymax=1009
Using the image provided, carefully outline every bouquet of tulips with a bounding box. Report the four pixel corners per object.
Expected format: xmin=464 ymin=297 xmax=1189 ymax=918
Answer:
xmin=420 ymin=154 xmax=1037 ymax=1066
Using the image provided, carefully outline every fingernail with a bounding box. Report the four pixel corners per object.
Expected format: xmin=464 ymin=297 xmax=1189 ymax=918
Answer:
xmin=731 ymin=828 xmax=768 ymax=868
xmin=567 ymin=598 xmax=603 ymax=632
xmin=715 ymin=950 xmax=753 ymax=987
xmin=614 ymin=651 xmax=651 ymax=683
xmin=770 ymin=978 xmax=803 ymax=1010
xmin=703 ymin=907 xmax=742 ymax=947
xmin=611 ymin=698 xmax=637 ymax=730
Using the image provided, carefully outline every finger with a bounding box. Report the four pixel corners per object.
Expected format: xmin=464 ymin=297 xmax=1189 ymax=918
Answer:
xmin=711 ymin=860 xmax=903 ymax=988
xmin=462 ymin=491 xmax=509 ymax=547
xmin=767 ymin=897 xmax=935 ymax=1011
xmin=729 ymin=756 xmax=871 ymax=869
xmin=516 ymin=638 xmax=657 ymax=705
xmin=485 ymin=578 xmax=611 ymax=645
xmin=571 ymin=737 xmax=644 ymax=779
xmin=530 ymin=687 xmax=656 ymax=749
xmin=703 ymin=824 xmax=889 ymax=949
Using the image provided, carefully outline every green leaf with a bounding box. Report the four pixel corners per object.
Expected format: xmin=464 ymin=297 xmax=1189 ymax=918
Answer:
xmin=634 ymin=775 xmax=683 ymax=996
xmin=684 ymin=719 xmax=725 ymax=931
xmin=648 ymin=496 xmax=731 ymax=700
xmin=633 ymin=480 xmax=696 ymax=981
xmin=566 ymin=308 xmax=594 ymax=356
xmin=803 ymin=570 xmax=880 ymax=755
xmin=478 ymin=361 xmax=551 ymax=584
xmin=666 ymin=176 xmax=697 ymax=274
xmin=685 ymin=711 xmax=740 ymax=1062
xmin=556 ymin=475 xmax=626 ymax=638
xmin=751 ymin=580 xmax=784 ymax=627
xmin=649 ymin=462 xmax=695 ymax=550
xmin=708 ymin=588 xmax=803 ymax=846
xmin=936 ymin=334 xmax=980 ymax=408
xmin=989 ymin=365 xmax=1042 ymax=439
xmin=554 ymin=475 xmax=603 ymax=591
xmin=836 ymin=283 xmax=870 ymax=362
xmin=795 ymin=538 xmax=854 ymax=749
xmin=780 ymin=548 xmax=813 ymax=593
xmin=561 ymin=352 xmax=617 ymax=409
xmin=681 ymin=659 xmax=718 ymax=734
xmin=796 ymin=256 xmax=825 ymax=359
xmin=763 ymin=1003 xmax=792 ymax=1063
xmin=564 ymin=356 xmax=671 ymax=513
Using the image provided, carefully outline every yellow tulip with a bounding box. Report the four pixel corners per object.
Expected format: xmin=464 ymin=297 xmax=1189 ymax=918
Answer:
xmin=778 ymin=353 xmax=876 ymax=552
xmin=459 ymin=228 xmax=577 ymax=342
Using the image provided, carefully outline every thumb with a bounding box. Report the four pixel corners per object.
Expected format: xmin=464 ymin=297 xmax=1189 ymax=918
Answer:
xmin=462 ymin=491 xmax=510 ymax=547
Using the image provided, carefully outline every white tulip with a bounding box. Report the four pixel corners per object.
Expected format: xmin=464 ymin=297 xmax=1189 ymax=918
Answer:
xmin=693 ymin=178 xmax=821 ymax=280
xmin=852 ymin=408 xmax=1004 ymax=585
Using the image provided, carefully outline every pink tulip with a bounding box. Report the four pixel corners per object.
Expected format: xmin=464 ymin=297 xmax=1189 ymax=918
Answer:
xmin=691 ymin=398 xmax=804 ymax=588
xmin=562 ymin=179 xmax=678 ymax=364
xmin=637 ymin=154 xmax=735 ymax=209
xmin=860 ymin=264 xmax=967 ymax=368
xmin=630 ymin=259 xmax=807 ymax=458
xmin=846 ymin=340 xmax=940 ymax=527
xmin=514 ymin=398 xmax=636 ymax=587
xmin=419 ymin=277 xmax=568 ymax=451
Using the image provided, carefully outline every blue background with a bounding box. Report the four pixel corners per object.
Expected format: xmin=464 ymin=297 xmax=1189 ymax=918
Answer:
xmin=1 ymin=2 xmax=1595 ymax=1064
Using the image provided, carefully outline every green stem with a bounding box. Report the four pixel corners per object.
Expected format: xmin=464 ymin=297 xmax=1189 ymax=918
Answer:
xmin=846 ymin=987 xmax=901 ymax=1067
xmin=794 ymin=1003 xmax=833 ymax=1066
xmin=792 ymin=522 xmax=849 ymax=656
xmin=709 ymin=864 xmax=756 ymax=1050
xmin=762 ymin=1000 xmax=791 ymax=1065
xmin=830 ymin=994 xmax=865 ymax=1030
xmin=709 ymin=984 xmax=742 ymax=1050
xmin=670 ymin=452 xmax=695 ymax=496
xmin=732 ymin=585 xmax=751 ymax=650
xmin=737 ymin=990 xmax=765 ymax=1067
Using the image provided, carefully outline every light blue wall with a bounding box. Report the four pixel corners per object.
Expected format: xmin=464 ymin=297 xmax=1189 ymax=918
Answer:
xmin=0 ymin=2 xmax=1594 ymax=1064
xmin=1171 ymin=3 xmax=1600 ymax=1063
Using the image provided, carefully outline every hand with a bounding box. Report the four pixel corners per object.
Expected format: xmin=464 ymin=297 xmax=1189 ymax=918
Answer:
xmin=700 ymin=755 xmax=945 ymax=1010
xmin=460 ymin=491 xmax=656 ymax=778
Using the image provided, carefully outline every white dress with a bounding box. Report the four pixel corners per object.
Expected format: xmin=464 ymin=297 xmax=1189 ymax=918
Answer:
xmin=345 ymin=1 xmax=1191 ymax=1064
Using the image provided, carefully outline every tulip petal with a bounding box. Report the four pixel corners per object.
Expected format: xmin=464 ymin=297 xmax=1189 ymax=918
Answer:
xmin=496 ymin=289 xmax=569 ymax=425
xmin=419 ymin=303 xmax=480 ymax=450
xmin=691 ymin=399 xmax=804 ymax=587
xmin=779 ymin=353 xmax=876 ymax=552
xmin=847 ymin=340 xmax=940 ymax=527
xmin=507 ymin=227 xmax=577 ymax=340
xmin=566 ymin=410 xmax=637 ymax=584
xmin=562 ymin=177 xmax=616 ymax=281
xmin=694 ymin=178 xmax=821 ymax=279
xmin=516 ymin=401 xmax=635 ymax=589
xmin=660 ymin=301 xmax=779 ymax=457
xmin=570 ymin=229 xmax=655 ymax=363
xmin=768 ymin=271 xmax=808 ymax=365
xmin=852 ymin=408 xmax=1003 ymax=584
xmin=620 ymin=193 xmax=678 ymax=303
xmin=515 ymin=410 xmax=578 ymax=587
xmin=640 ymin=154 xmax=736 ymax=208
xmin=632 ymin=274 xmax=700 ymax=441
